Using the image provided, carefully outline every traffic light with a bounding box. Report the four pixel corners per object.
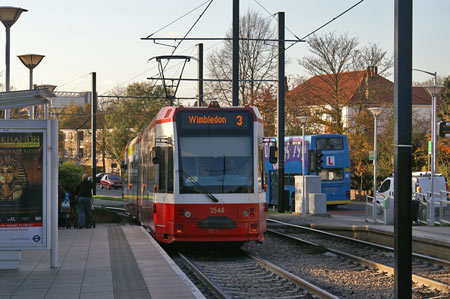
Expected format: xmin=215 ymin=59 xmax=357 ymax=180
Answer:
xmin=269 ymin=146 xmax=277 ymax=164
xmin=308 ymin=149 xmax=316 ymax=173
xmin=315 ymin=150 xmax=324 ymax=172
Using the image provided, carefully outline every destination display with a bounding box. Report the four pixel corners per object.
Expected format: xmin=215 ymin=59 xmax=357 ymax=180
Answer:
xmin=0 ymin=132 xmax=44 ymax=246
xmin=178 ymin=110 xmax=252 ymax=130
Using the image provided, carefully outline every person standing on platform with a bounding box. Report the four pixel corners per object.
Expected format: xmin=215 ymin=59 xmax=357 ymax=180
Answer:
xmin=75 ymin=174 xmax=93 ymax=228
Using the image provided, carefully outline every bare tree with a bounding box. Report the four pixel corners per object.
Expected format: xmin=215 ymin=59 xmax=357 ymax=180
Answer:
xmin=206 ymin=10 xmax=277 ymax=106
xmin=296 ymin=32 xmax=359 ymax=133
xmin=353 ymin=43 xmax=393 ymax=76
xmin=291 ymin=32 xmax=393 ymax=133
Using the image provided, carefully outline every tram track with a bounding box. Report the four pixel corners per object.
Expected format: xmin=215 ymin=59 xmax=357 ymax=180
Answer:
xmin=173 ymin=247 xmax=337 ymax=299
xmin=265 ymin=218 xmax=450 ymax=297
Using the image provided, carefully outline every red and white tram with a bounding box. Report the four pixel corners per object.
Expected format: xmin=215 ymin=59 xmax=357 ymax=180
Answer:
xmin=123 ymin=103 xmax=267 ymax=244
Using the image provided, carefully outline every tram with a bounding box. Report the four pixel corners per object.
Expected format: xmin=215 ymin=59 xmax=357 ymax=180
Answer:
xmin=123 ymin=102 xmax=267 ymax=244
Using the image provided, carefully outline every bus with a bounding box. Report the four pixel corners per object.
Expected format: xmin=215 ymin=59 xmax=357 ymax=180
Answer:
xmin=264 ymin=134 xmax=351 ymax=207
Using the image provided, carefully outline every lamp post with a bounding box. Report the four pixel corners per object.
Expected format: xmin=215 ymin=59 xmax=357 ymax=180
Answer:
xmin=297 ymin=116 xmax=310 ymax=217
xmin=424 ymin=84 xmax=444 ymax=226
xmin=35 ymin=84 xmax=57 ymax=119
xmin=368 ymin=107 xmax=384 ymax=223
xmin=18 ymin=54 xmax=45 ymax=119
xmin=0 ymin=6 xmax=27 ymax=119
xmin=413 ymin=68 xmax=437 ymax=170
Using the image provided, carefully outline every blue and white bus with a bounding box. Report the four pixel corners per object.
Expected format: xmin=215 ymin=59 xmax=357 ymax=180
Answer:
xmin=264 ymin=134 xmax=351 ymax=207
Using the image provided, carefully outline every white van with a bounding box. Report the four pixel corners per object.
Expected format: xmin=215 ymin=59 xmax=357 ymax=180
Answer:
xmin=377 ymin=172 xmax=449 ymax=200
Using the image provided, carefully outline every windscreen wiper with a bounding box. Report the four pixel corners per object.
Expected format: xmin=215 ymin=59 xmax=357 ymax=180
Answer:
xmin=179 ymin=170 xmax=219 ymax=202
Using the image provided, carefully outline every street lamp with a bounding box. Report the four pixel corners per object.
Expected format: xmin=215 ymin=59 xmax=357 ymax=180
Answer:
xmin=0 ymin=6 xmax=27 ymax=119
xmin=297 ymin=116 xmax=310 ymax=217
xmin=424 ymin=84 xmax=444 ymax=226
xmin=35 ymin=84 xmax=57 ymax=119
xmin=413 ymin=68 xmax=437 ymax=171
xmin=18 ymin=54 xmax=45 ymax=119
xmin=368 ymin=107 xmax=384 ymax=223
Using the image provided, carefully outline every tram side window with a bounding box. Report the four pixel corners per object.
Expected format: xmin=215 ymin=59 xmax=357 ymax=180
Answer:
xmin=167 ymin=147 xmax=173 ymax=193
xmin=156 ymin=147 xmax=174 ymax=193
xmin=258 ymin=145 xmax=265 ymax=192
xmin=158 ymin=149 xmax=166 ymax=193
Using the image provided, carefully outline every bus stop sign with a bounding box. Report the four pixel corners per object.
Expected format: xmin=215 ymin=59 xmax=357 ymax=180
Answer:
xmin=438 ymin=121 xmax=450 ymax=137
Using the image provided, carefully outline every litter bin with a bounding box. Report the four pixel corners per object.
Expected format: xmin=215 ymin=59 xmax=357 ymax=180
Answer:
xmin=411 ymin=199 xmax=419 ymax=224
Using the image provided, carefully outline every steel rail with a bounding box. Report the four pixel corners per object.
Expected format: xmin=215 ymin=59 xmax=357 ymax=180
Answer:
xmin=267 ymin=218 xmax=450 ymax=268
xmin=250 ymin=255 xmax=340 ymax=299
xmin=178 ymin=253 xmax=230 ymax=299
xmin=267 ymin=228 xmax=450 ymax=293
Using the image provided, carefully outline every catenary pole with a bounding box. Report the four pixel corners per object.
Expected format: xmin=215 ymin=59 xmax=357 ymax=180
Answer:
xmin=277 ymin=12 xmax=285 ymax=212
xmin=394 ymin=0 xmax=413 ymax=297
xmin=198 ymin=43 xmax=203 ymax=106
xmin=91 ymin=72 xmax=97 ymax=195
xmin=232 ymin=0 xmax=239 ymax=106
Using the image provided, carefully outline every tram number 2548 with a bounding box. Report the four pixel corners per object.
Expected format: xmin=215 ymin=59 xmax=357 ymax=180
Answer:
xmin=210 ymin=207 xmax=225 ymax=214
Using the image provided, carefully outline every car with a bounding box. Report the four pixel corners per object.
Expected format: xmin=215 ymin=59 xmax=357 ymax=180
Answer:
xmin=100 ymin=174 xmax=123 ymax=189
xmin=95 ymin=172 xmax=106 ymax=183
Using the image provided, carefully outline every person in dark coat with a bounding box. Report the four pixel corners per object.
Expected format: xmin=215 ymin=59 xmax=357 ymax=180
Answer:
xmin=75 ymin=174 xmax=93 ymax=228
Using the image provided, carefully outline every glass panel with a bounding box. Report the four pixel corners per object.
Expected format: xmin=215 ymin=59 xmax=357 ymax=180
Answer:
xmin=319 ymin=168 xmax=344 ymax=181
xmin=316 ymin=137 xmax=343 ymax=150
xmin=179 ymin=136 xmax=253 ymax=193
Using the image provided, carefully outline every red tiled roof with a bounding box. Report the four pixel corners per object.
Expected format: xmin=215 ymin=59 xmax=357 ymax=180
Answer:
xmin=287 ymin=70 xmax=367 ymax=105
xmin=287 ymin=69 xmax=441 ymax=107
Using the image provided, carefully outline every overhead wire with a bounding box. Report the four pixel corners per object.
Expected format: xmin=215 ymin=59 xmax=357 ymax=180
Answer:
xmin=145 ymin=0 xmax=214 ymax=38
xmin=254 ymin=0 xmax=365 ymax=51
xmin=153 ymin=0 xmax=214 ymax=94
xmin=101 ymin=0 xmax=215 ymax=97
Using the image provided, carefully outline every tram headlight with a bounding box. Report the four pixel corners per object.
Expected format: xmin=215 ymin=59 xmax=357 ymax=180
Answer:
xmin=243 ymin=210 xmax=250 ymax=217
xmin=184 ymin=210 xmax=192 ymax=218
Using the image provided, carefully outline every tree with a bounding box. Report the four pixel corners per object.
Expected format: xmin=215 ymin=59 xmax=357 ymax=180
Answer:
xmin=292 ymin=33 xmax=393 ymax=134
xmin=206 ymin=10 xmax=277 ymax=106
xmin=105 ymin=82 xmax=166 ymax=162
xmin=437 ymin=76 xmax=450 ymax=179
xmin=353 ymin=43 xmax=393 ymax=76
xmin=252 ymin=86 xmax=277 ymax=136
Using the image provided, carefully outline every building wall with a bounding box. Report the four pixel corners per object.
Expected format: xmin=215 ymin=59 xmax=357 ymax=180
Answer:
xmin=60 ymin=129 xmax=120 ymax=174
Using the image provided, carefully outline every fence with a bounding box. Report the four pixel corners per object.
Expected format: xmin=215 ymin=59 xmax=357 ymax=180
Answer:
xmin=365 ymin=195 xmax=394 ymax=225
xmin=366 ymin=190 xmax=450 ymax=226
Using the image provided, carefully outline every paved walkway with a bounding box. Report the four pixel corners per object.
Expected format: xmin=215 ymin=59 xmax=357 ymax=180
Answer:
xmin=0 ymin=224 xmax=204 ymax=299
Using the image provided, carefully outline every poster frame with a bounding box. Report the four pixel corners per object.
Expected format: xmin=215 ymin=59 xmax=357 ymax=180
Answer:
xmin=0 ymin=120 xmax=52 ymax=250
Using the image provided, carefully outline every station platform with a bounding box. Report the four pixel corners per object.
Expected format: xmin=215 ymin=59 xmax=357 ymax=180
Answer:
xmin=0 ymin=224 xmax=205 ymax=299
xmin=269 ymin=203 xmax=450 ymax=260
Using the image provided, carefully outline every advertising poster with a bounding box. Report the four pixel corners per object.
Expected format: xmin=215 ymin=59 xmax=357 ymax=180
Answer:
xmin=0 ymin=132 xmax=44 ymax=247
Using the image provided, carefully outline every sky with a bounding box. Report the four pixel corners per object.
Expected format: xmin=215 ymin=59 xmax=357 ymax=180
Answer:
xmin=1 ymin=0 xmax=449 ymax=99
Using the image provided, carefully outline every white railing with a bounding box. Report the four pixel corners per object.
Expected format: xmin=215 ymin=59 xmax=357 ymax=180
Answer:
xmin=366 ymin=190 xmax=449 ymax=226
xmin=414 ymin=191 xmax=449 ymax=226
xmin=365 ymin=195 xmax=394 ymax=225
xmin=439 ymin=191 xmax=450 ymax=226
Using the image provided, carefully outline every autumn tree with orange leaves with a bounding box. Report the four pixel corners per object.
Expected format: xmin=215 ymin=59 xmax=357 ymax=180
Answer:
xmin=437 ymin=76 xmax=450 ymax=179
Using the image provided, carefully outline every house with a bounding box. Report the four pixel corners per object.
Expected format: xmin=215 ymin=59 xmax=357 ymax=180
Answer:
xmin=60 ymin=128 xmax=120 ymax=174
xmin=286 ymin=66 xmax=441 ymax=131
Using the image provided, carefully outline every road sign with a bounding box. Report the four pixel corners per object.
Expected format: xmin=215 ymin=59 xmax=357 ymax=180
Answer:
xmin=369 ymin=151 xmax=375 ymax=161
xmin=438 ymin=121 xmax=450 ymax=137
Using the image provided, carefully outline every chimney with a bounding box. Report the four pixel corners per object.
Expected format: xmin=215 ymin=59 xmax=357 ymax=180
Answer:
xmin=367 ymin=66 xmax=378 ymax=78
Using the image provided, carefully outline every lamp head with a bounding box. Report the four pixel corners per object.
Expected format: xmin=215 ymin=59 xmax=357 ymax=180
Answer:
xmin=0 ymin=7 xmax=27 ymax=27
xmin=35 ymin=84 xmax=57 ymax=92
xmin=296 ymin=116 xmax=310 ymax=125
xmin=368 ymin=107 xmax=384 ymax=117
xmin=424 ymin=85 xmax=444 ymax=97
xmin=18 ymin=54 xmax=45 ymax=70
